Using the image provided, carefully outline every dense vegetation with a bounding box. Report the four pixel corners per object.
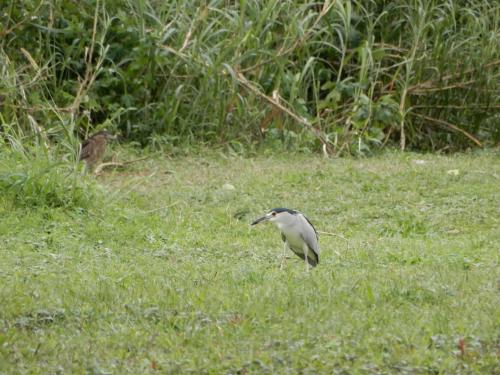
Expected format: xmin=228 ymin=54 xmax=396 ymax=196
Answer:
xmin=1 ymin=0 xmax=499 ymax=154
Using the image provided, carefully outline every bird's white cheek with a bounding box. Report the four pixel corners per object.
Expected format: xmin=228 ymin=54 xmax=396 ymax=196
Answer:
xmin=274 ymin=222 xmax=285 ymax=230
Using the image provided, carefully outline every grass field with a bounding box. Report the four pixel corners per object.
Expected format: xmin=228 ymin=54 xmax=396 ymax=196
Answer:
xmin=0 ymin=151 xmax=499 ymax=373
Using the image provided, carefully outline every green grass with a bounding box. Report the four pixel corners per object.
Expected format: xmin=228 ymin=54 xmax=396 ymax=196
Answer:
xmin=0 ymin=151 xmax=499 ymax=373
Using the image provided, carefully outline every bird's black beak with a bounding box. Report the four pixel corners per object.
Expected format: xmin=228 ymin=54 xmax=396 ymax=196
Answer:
xmin=251 ymin=215 xmax=270 ymax=226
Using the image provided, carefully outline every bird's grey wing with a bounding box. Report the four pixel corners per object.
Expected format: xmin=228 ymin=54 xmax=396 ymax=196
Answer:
xmin=298 ymin=214 xmax=319 ymax=262
xmin=302 ymin=214 xmax=318 ymax=240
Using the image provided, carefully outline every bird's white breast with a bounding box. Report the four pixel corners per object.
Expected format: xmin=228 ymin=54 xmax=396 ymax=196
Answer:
xmin=277 ymin=222 xmax=304 ymax=250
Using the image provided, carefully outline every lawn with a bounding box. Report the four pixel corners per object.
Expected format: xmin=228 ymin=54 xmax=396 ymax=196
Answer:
xmin=0 ymin=151 xmax=499 ymax=373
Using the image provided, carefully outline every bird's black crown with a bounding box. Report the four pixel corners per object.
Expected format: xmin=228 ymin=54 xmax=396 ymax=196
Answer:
xmin=271 ymin=208 xmax=298 ymax=215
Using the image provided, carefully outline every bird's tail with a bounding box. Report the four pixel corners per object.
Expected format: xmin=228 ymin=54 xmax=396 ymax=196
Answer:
xmin=307 ymin=255 xmax=318 ymax=267
xmin=296 ymin=252 xmax=318 ymax=267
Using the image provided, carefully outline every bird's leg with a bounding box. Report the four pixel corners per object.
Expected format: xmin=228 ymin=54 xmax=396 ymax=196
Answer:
xmin=280 ymin=242 xmax=288 ymax=270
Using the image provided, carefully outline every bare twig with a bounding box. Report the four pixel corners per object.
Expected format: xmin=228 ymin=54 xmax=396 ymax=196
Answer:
xmin=118 ymin=156 xmax=151 ymax=165
xmin=317 ymin=230 xmax=348 ymax=242
xmin=410 ymin=112 xmax=482 ymax=147
xmin=418 ymin=78 xmax=477 ymax=92
xmin=317 ymin=230 xmax=350 ymax=252
xmin=236 ymin=71 xmax=332 ymax=154
xmin=162 ymin=18 xmax=333 ymax=154
xmin=258 ymin=90 xmax=284 ymax=133
xmin=94 ymin=162 xmax=123 ymax=175
xmin=93 ymin=156 xmax=151 ymax=175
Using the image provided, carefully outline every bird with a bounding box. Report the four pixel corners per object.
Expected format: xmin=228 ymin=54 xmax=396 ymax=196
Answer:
xmin=251 ymin=208 xmax=319 ymax=269
xmin=79 ymin=130 xmax=116 ymax=171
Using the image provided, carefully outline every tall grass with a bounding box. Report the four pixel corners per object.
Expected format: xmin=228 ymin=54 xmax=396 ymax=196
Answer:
xmin=0 ymin=123 xmax=96 ymax=209
xmin=0 ymin=152 xmax=96 ymax=209
xmin=1 ymin=0 xmax=499 ymax=154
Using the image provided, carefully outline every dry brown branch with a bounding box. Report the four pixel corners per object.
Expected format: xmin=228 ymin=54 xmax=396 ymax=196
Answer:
xmin=258 ymin=90 xmax=283 ymax=132
xmin=410 ymin=112 xmax=482 ymax=147
xmin=163 ymin=19 xmax=332 ymax=155
xmin=162 ymin=32 xmax=330 ymax=154
xmin=93 ymin=156 xmax=151 ymax=175
xmin=410 ymin=77 xmax=496 ymax=94
xmin=94 ymin=162 xmax=123 ymax=175
xmin=317 ymin=230 xmax=348 ymax=241
xmin=235 ymin=71 xmax=332 ymax=154
xmin=317 ymin=230 xmax=350 ymax=253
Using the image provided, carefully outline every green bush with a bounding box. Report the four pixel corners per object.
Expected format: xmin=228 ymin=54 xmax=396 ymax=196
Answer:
xmin=1 ymin=0 xmax=499 ymax=153
xmin=0 ymin=150 xmax=96 ymax=209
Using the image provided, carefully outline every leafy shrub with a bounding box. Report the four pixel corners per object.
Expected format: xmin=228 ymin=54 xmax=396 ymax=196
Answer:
xmin=0 ymin=151 xmax=96 ymax=209
xmin=1 ymin=0 xmax=498 ymax=154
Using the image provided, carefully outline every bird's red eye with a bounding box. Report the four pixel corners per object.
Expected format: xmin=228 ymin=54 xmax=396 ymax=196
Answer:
xmin=272 ymin=212 xmax=276 ymax=216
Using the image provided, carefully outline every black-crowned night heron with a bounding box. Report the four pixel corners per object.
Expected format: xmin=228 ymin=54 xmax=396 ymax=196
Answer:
xmin=251 ymin=208 xmax=319 ymax=269
xmin=79 ymin=130 xmax=115 ymax=171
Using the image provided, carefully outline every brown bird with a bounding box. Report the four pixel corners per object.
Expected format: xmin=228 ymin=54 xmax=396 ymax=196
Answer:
xmin=79 ymin=130 xmax=116 ymax=171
